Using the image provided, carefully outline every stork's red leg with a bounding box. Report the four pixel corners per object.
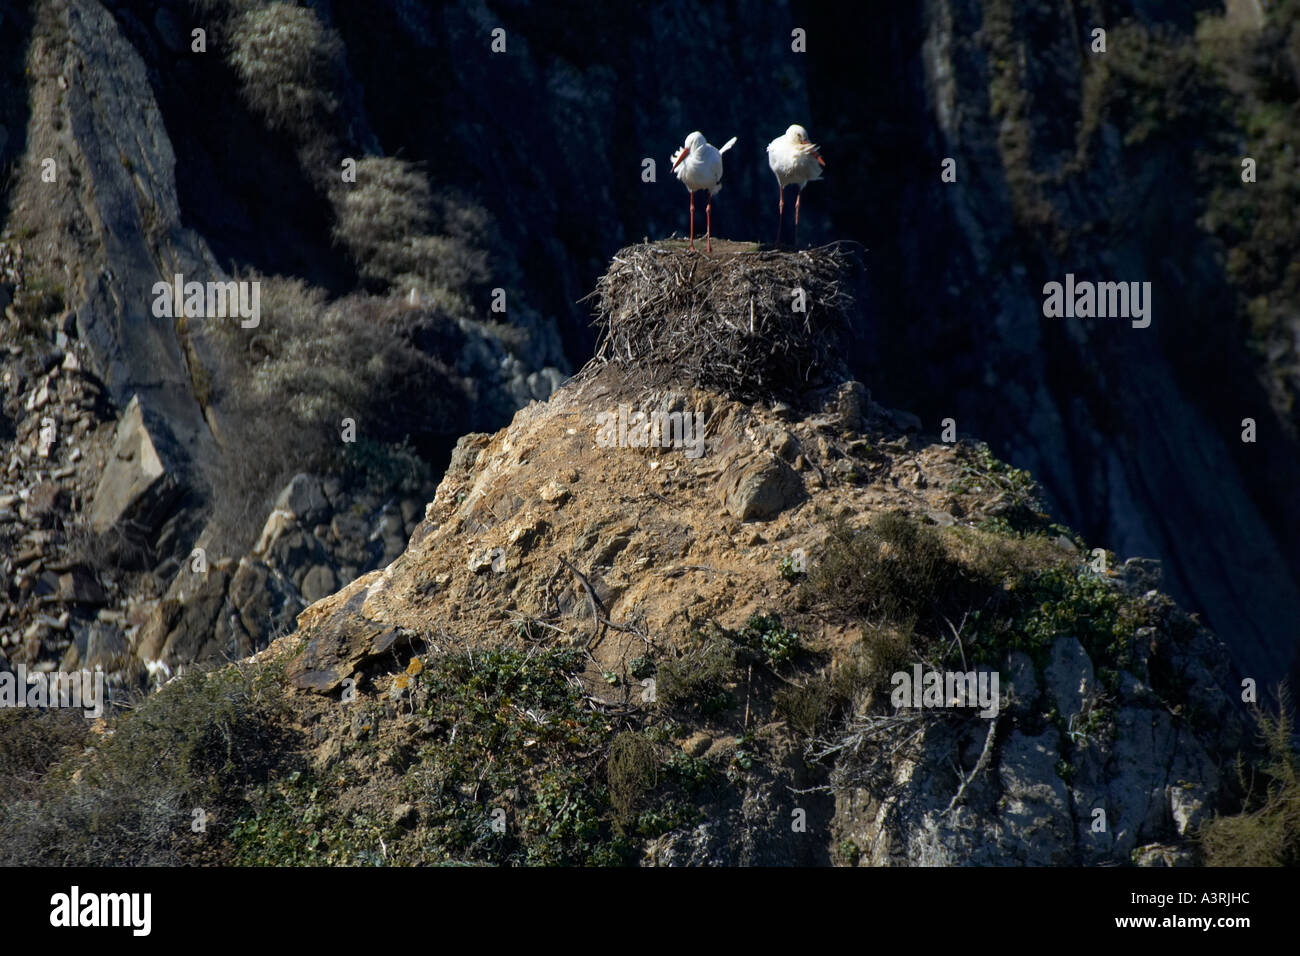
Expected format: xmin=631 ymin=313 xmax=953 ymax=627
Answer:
xmin=777 ymin=186 xmax=784 ymax=248
xmin=794 ymin=190 xmax=801 ymax=248
xmin=689 ymin=191 xmax=695 ymax=251
xmin=706 ymin=194 xmax=712 ymax=253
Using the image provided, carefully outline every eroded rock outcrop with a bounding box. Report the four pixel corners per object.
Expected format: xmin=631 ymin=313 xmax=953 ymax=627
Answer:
xmin=833 ymin=609 xmax=1242 ymax=867
xmin=264 ymin=244 xmax=1248 ymax=866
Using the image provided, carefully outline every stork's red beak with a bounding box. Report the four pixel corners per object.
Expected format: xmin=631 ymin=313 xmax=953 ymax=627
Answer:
xmin=672 ymin=148 xmax=689 ymax=170
xmin=813 ymin=150 xmax=825 ymax=167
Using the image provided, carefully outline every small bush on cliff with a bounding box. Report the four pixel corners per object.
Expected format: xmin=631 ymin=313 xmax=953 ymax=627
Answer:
xmin=802 ymin=512 xmax=966 ymax=628
xmin=291 ymin=647 xmax=707 ymax=864
xmin=1198 ymin=7 xmax=1300 ymax=431
xmin=0 ymin=708 xmax=90 ymax=804
xmin=775 ymin=678 xmax=835 ymax=736
xmin=948 ymin=441 xmax=1050 ymax=535
xmin=228 ymin=3 xmax=344 ymax=140
xmin=6 ymin=276 xmax=64 ymax=342
xmin=331 ymin=157 xmax=490 ymax=308
xmin=401 ymin=647 xmax=635 ymax=865
xmin=965 ymin=565 xmax=1134 ymax=674
xmin=1200 ymin=690 xmax=1300 ymax=866
xmin=797 ymin=508 xmax=1147 ymax=723
xmin=657 ymin=628 xmax=737 ymax=716
xmin=608 ymin=732 xmax=659 ymax=831
xmin=0 ymin=662 xmax=292 ymax=865
xmin=735 ymin=613 xmax=802 ymax=668
xmin=200 ymin=279 xmax=469 ymax=551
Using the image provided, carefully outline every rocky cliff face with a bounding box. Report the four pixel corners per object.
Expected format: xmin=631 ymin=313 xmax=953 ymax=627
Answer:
xmin=282 ymin=0 xmax=1300 ymax=688
xmin=0 ymin=244 xmax=1256 ymax=866
xmin=276 ymin=353 xmax=1244 ymax=865
xmin=0 ymin=1 xmax=1292 ymax=856
xmin=799 ymin=0 xmax=1300 ymax=689
xmin=0 ymin=0 xmax=569 ymax=678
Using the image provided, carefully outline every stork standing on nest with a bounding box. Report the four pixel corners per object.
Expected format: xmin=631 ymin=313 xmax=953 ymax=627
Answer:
xmin=671 ymin=131 xmax=737 ymax=253
xmin=767 ymin=124 xmax=825 ymax=248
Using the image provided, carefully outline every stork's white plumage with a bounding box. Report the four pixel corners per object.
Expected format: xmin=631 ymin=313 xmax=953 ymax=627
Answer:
xmin=766 ymin=124 xmax=825 ymax=247
xmin=671 ymin=131 xmax=737 ymax=252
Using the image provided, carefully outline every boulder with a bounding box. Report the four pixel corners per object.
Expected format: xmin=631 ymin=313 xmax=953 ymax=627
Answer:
xmin=1043 ymin=636 xmax=1094 ymax=721
xmin=253 ymin=509 xmax=294 ymax=555
xmin=445 ymin=433 xmax=491 ymax=482
xmin=30 ymin=482 xmax=66 ymax=519
xmin=229 ymin=558 xmax=303 ymax=645
xmin=722 ymin=454 xmax=804 ymax=521
xmin=84 ymin=621 xmax=129 ymax=672
xmin=834 ymin=380 xmax=867 ymax=431
xmin=288 ymin=576 xmax=415 ymax=693
xmin=274 ymin=474 xmax=328 ymax=525
xmin=1132 ymin=843 xmax=1197 ymax=867
xmin=58 ymin=569 xmax=106 ymax=606
xmin=1117 ymin=556 xmax=1163 ymax=594
xmin=301 ymin=564 xmax=338 ymax=604
xmin=995 ymin=729 xmax=1075 ymax=865
xmin=134 ymin=567 xmax=231 ymax=665
xmin=270 ymin=530 xmax=327 ymax=574
xmin=89 ymin=395 xmax=181 ymax=535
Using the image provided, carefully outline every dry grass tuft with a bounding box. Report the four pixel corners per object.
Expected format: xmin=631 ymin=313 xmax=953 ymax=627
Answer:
xmin=1200 ymin=687 xmax=1300 ymax=866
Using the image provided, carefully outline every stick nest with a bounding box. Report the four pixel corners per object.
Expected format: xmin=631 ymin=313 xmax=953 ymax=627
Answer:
xmin=580 ymin=241 xmax=863 ymax=403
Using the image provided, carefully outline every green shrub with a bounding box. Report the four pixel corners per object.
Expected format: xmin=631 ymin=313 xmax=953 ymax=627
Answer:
xmin=1197 ymin=7 xmax=1300 ymax=430
xmin=774 ymin=678 xmax=834 ymax=736
xmin=200 ymin=279 xmax=467 ymax=551
xmin=802 ymin=512 xmax=965 ymax=629
xmin=948 ymin=441 xmax=1049 ymax=535
xmin=6 ymin=276 xmax=64 ymax=340
xmin=799 ymin=509 xmax=1126 ymax=677
xmin=628 ymin=656 xmax=655 ymax=680
xmin=229 ymin=769 xmax=387 ymax=866
xmin=407 ymin=648 xmax=632 ymax=864
xmin=657 ymin=630 xmax=737 ymax=715
xmin=224 ymin=647 xmax=639 ymax=866
xmin=836 ymin=838 xmax=861 ymax=866
xmin=0 ymin=709 xmax=91 ymax=804
xmin=1094 ymin=21 xmax=1227 ymax=149
xmin=607 ymin=732 xmax=658 ymax=831
xmin=342 ymin=436 xmax=433 ymax=495
xmin=228 ymin=3 xmax=344 ymax=138
xmin=0 ymin=662 xmax=292 ymax=866
xmin=331 ymin=157 xmax=490 ymax=305
xmin=966 ymin=565 xmax=1134 ymax=673
xmin=778 ymin=554 xmax=806 ymax=582
xmin=1200 ymin=690 xmax=1300 ymax=866
xmin=735 ymin=613 xmax=802 ymax=668
xmin=855 ymin=625 xmax=915 ymax=695
xmin=662 ymin=750 xmax=714 ymax=793
xmin=774 ymin=628 xmax=914 ymax=736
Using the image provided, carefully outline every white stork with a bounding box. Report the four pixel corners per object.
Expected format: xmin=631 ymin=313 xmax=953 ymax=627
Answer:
xmin=671 ymin=130 xmax=737 ymax=252
xmin=766 ymin=124 xmax=825 ymax=247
